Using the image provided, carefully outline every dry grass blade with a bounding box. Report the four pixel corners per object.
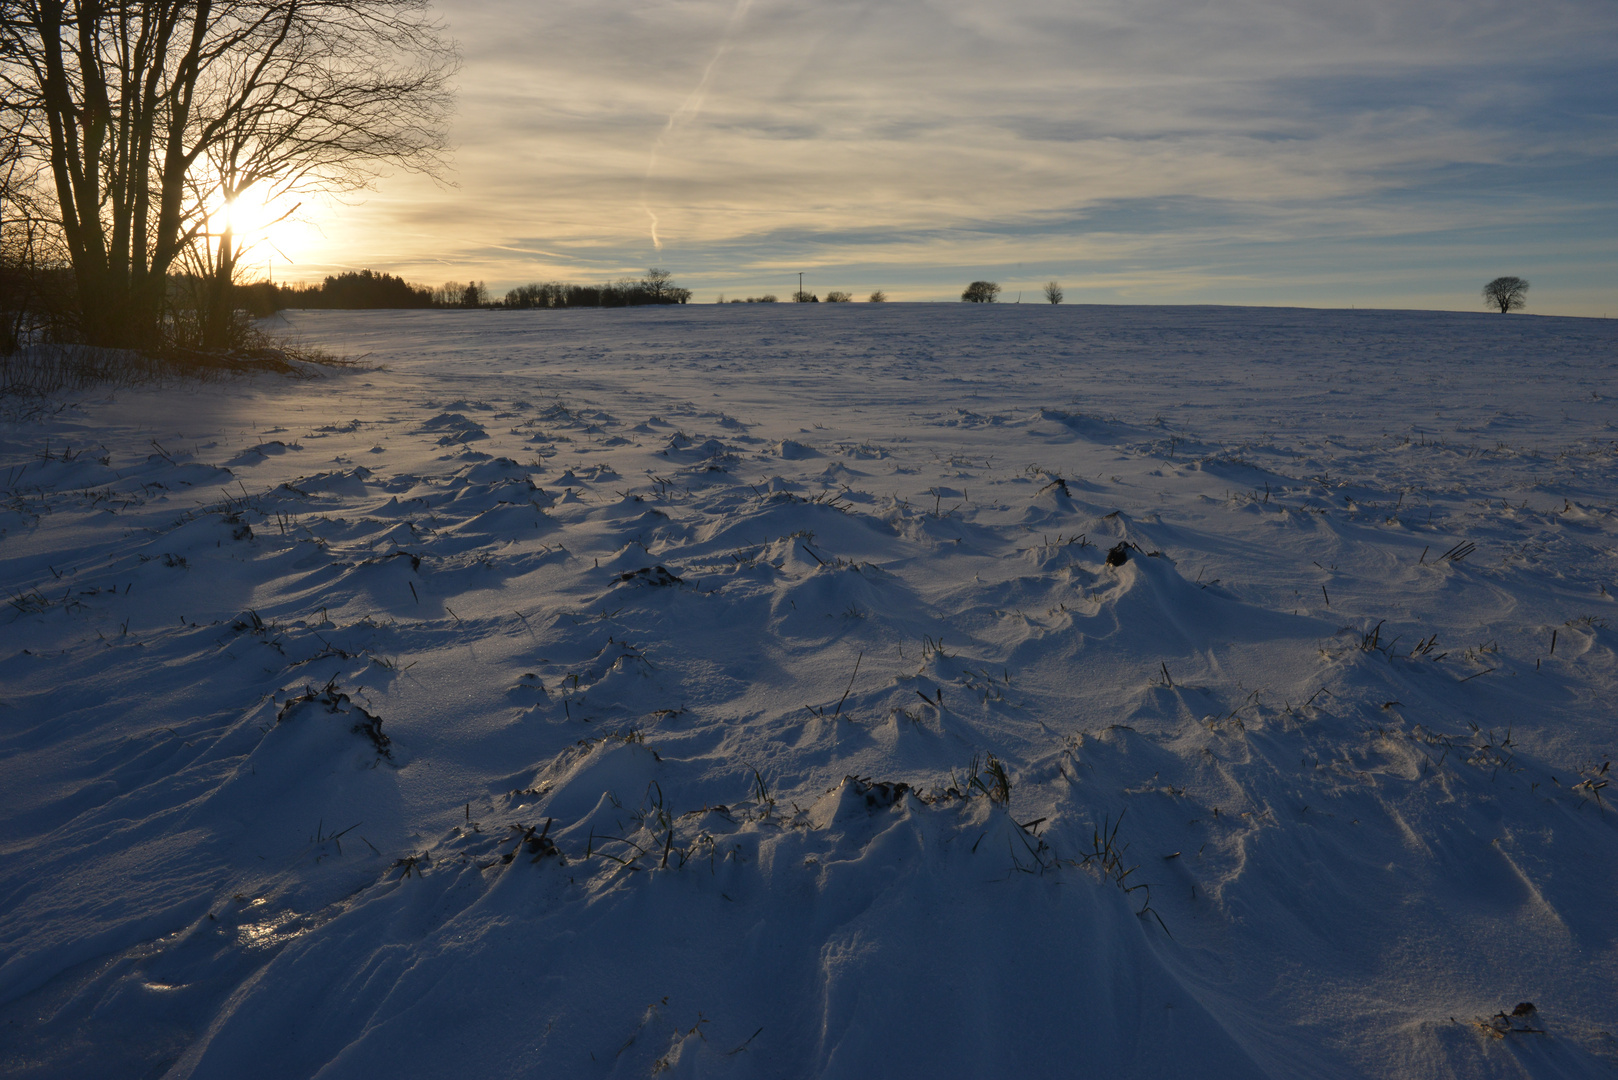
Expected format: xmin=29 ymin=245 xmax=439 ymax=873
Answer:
xmin=831 ymin=651 xmax=863 ymax=720
xmin=1440 ymin=541 xmax=1476 ymax=562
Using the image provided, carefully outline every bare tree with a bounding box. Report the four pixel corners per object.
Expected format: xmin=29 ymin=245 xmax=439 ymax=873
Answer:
xmin=962 ymin=281 xmax=1000 ymax=303
xmin=0 ymin=112 xmax=71 ymax=353
xmin=1042 ymin=280 xmax=1063 ymax=304
xmin=642 ymin=268 xmax=675 ymax=302
xmin=0 ymin=2 xmax=455 ymax=350
xmin=1 ymin=117 xmax=38 ymax=353
xmin=867 ymin=290 xmax=887 ymax=303
xmin=1482 ymin=276 xmax=1529 ymax=314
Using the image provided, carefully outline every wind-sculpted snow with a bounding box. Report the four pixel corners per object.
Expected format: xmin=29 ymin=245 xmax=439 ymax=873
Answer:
xmin=1 ymin=304 xmax=1616 ymax=1078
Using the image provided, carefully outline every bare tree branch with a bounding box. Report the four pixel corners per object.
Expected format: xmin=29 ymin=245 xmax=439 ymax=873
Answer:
xmin=0 ymin=0 xmax=456 ymax=349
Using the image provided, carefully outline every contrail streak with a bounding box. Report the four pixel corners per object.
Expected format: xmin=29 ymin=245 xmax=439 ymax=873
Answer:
xmin=641 ymin=0 xmax=753 ymax=250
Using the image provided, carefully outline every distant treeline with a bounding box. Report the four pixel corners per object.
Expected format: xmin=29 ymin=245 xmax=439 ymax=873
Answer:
xmin=503 ymin=269 xmax=690 ymax=308
xmin=253 ymin=268 xmax=692 ymax=312
xmin=248 ymin=270 xmax=433 ymax=312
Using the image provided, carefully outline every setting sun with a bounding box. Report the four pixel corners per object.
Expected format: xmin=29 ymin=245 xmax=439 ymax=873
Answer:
xmin=220 ymin=187 xmax=296 ymax=254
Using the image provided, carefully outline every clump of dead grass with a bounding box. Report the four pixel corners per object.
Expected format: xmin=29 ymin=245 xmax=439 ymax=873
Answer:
xmin=1 ymin=325 xmax=366 ymax=398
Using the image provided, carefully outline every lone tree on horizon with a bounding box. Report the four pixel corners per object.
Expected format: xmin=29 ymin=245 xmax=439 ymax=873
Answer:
xmin=962 ymin=281 xmax=1001 ymax=303
xmin=1043 ymin=281 xmax=1063 ymax=304
xmin=1483 ymin=276 xmax=1530 ymax=314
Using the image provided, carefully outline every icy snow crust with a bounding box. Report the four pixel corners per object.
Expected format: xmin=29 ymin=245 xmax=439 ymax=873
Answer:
xmin=2 ymin=304 xmax=1615 ymax=1078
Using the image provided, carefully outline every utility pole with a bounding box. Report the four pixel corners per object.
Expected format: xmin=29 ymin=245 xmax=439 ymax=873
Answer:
xmin=798 ymin=272 xmax=803 ymax=298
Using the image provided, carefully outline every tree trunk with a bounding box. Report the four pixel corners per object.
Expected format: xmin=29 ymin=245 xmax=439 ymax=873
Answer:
xmin=201 ymin=228 xmax=237 ymax=350
xmin=6 ymin=0 xmax=453 ymax=352
xmin=27 ymin=2 xmax=200 ymax=351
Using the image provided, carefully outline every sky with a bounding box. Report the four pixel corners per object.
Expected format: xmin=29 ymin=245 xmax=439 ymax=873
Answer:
xmin=259 ymin=0 xmax=1618 ymax=315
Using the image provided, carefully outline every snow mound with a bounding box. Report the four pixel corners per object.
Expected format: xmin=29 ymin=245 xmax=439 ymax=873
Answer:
xmin=3 ymin=304 xmax=1615 ymax=1078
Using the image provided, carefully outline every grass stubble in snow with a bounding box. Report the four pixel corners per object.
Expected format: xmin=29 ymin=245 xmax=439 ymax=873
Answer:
xmin=0 ymin=304 xmax=1615 ymax=1078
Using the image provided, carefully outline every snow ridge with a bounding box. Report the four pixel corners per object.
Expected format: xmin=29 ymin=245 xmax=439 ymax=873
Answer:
xmin=1 ymin=305 xmax=1615 ymax=1078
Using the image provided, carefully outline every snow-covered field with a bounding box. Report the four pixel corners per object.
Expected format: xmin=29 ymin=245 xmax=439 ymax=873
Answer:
xmin=2 ymin=304 xmax=1616 ymax=1079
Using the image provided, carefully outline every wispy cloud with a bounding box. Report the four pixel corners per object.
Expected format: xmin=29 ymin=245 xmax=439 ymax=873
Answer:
xmin=273 ymin=0 xmax=1618 ymax=314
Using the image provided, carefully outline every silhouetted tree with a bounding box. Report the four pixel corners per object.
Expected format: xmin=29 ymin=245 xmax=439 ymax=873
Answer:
xmin=643 ymin=268 xmax=675 ymax=302
xmin=1482 ymin=276 xmax=1529 ymax=314
xmin=0 ymin=122 xmax=68 ymax=351
xmin=434 ymin=282 xmax=475 ymax=307
xmin=1043 ymin=281 xmax=1063 ymax=304
xmin=643 ymin=269 xmax=691 ymax=304
xmin=962 ymin=281 xmax=1000 ymax=303
xmin=0 ymin=2 xmax=455 ymax=350
xmin=824 ymin=291 xmax=851 ymax=303
xmin=868 ymin=290 xmax=887 ymax=303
